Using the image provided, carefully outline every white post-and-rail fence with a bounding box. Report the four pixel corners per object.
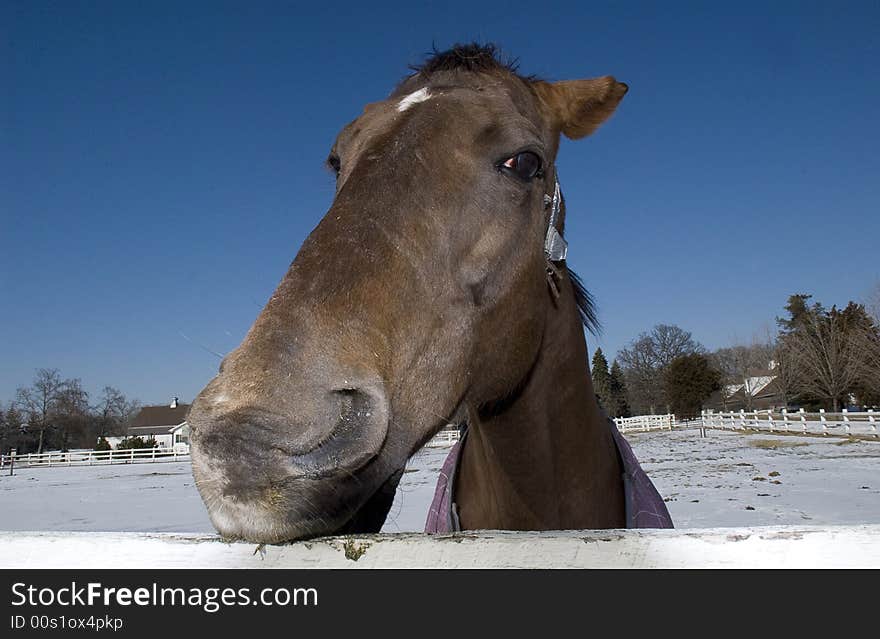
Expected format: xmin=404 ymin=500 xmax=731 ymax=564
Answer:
xmin=613 ymin=413 xmax=676 ymax=432
xmin=702 ymin=408 xmax=878 ymax=438
xmin=1 ymin=526 xmax=879 ymax=568
xmin=611 ymin=409 xmax=878 ymax=438
xmin=425 ymin=428 xmax=461 ymax=447
xmin=0 ymin=446 xmax=190 ymax=470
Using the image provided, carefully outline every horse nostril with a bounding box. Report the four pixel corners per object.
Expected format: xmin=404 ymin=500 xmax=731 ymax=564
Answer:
xmin=334 ymin=388 xmax=374 ymax=424
xmin=318 ymin=388 xmax=379 ymax=456
xmin=275 ymin=385 xmax=388 ymax=476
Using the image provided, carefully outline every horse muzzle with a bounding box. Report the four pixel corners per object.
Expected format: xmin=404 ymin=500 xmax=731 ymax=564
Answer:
xmin=187 ymin=375 xmax=391 ymax=542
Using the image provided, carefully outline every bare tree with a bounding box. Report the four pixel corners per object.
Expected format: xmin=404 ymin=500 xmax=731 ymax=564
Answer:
xmin=771 ymin=339 xmax=800 ymax=408
xmin=53 ymin=379 xmax=91 ymax=451
xmin=849 ymin=314 xmax=880 ymax=405
xmin=865 ymin=280 xmax=880 ymax=325
xmin=786 ymin=309 xmax=862 ymax=411
xmin=711 ymin=340 xmax=774 ymax=410
xmin=617 ymin=335 xmax=663 ymax=415
xmin=95 ymin=386 xmax=140 ymax=438
xmin=15 ymin=368 xmax=66 ymax=454
xmin=618 ymin=324 xmax=704 ymax=414
xmin=652 ymin=324 xmax=705 ymax=366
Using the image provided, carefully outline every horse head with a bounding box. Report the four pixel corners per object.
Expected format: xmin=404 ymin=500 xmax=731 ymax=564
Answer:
xmin=188 ymin=44 xmax=627 ymax=542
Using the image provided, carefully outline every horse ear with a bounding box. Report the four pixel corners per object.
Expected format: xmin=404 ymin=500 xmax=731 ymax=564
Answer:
xmin=534 ymin=77 xmax=628 ymax=140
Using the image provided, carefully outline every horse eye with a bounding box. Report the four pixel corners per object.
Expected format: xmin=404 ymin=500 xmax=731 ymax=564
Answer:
xmin=500 ymin=152 xmax=542 ymax=181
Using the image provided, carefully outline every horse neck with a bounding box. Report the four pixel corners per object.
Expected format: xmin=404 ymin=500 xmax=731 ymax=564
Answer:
xmin=456 ymin=274 xmax=626 ymax=530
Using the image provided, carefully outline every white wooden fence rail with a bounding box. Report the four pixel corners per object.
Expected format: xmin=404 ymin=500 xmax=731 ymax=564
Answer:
xmin=1 ymin=526 xmax=878 ymax=568
xmin=0 ymin=446 xmax=190 ymax=469
xmin=613 ymin=413 xmax=676 ymax=432
xmin=702 ymin=408 xmax=878 ymax=438
xmin=610 ymin=409 xmax=878 ymax=438
xmin=425 ymin=429 xmax=461 ymax=447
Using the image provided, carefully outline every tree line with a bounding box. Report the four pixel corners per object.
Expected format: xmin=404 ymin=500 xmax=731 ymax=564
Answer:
xmin=593 ymin=288 xmax=880 ymax=420
xmin=0 ymin=368 xmax=141 ymax=455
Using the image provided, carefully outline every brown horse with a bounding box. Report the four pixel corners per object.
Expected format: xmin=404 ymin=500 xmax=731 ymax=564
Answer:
xmin=188 ymin=44 xmax=670 ymax=543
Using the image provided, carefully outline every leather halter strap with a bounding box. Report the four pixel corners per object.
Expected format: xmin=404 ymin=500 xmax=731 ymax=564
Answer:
xmin=543 ymin=173 xmax=568 ymax=300
xmin=543 ymin=175 xmax=568 ymax=263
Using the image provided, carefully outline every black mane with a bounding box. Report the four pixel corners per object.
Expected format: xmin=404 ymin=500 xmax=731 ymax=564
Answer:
xmin=410 ymin=43 xmax=519 ymax=76
xmin=569 ymin=270 xmax=601 ymax=336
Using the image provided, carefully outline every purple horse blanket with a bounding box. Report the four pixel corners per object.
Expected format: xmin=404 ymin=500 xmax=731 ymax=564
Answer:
xmin=424 ymin=420 xmax=673 ymax=532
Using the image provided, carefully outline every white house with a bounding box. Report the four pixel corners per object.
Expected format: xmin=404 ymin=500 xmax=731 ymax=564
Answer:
xmin=125 ymin=397 xmax=190 ymax=452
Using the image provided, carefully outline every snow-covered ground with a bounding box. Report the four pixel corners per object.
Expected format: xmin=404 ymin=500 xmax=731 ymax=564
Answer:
xmin=1 ymin=429 xmax=879 ymax=533
xmin=0 ymin=462 xmax=210 ymax=533
xmin=626 ymin=429 xmax=880 ymax=527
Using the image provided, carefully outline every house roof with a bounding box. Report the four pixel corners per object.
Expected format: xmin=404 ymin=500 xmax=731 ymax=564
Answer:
xmin=129 ymin=404 xmax=190 ymax=435
xmin=703 ymin=374 xmax=786 ymax=411
xmin=746 ymin=376 xmax=776 ymax=396
xmin=752 ymin=376 xmax=781 ymax=399
xmin=723 ymin=375 xmax=776 ymax=399
xmin=128 ymin=425 xmax=179 ymax=437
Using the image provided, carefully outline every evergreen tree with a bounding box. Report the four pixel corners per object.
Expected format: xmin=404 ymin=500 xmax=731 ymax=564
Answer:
xmin=776 ymin=295 xmax=877 ymax=410
xmin=591 ymin=348 xmax=612 ymax=412
xmin=664 ymin=353 xmax=722 ymax=419
xmin=777 ymin=294 xmax=823 ymax=334
xmin=609 ymin=361 xmax=631 ymax=418
xmin=0 ymin=403 xmax=26 ymax=455
xmin=0 ymin=407 xmax=7 ymax=454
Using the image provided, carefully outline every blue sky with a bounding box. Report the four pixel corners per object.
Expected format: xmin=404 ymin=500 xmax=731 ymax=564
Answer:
xmin=3 ymin=1 xmax=878 ymax=405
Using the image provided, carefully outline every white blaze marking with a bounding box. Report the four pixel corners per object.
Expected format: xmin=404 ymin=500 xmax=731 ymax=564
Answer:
xmin=397 ymin=88 xmax=432 ymax=112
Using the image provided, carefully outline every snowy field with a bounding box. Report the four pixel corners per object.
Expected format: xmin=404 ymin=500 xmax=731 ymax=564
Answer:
xmin=1 ymin=429 xmax=879 ymax=534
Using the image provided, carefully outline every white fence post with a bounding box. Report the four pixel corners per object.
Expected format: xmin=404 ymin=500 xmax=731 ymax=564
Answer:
xmin=739 ymin=409 xmax=746 ymax=430
xmin=800 ymin=408 xmax=807 ymax=435
xmin=767 ymin=411 xmax=774 ymax=433
xmin=842 ymin=408 xmax=850 ymax=436
xmin=820 ymin=409 xmax=827 ymax=435
xmin=869 ymin=409 xmax=877 ymax=438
